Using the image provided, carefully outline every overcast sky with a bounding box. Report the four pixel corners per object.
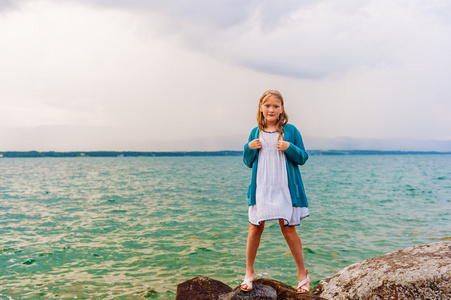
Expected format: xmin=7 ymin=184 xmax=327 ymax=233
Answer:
xmin=1 ymin=0 xmax=450 ymax=151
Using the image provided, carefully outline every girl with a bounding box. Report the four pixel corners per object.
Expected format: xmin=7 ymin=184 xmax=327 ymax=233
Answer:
xmin=241 ymin=89 xmax=310 ymax=294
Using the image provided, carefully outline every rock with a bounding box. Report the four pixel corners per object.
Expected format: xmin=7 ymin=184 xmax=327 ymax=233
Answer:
xmin=177 ymin=276 xmax=327 ymax=300
xmin=312 ymin=241 xmax=451 ymax=300
xmin=218 ymin=282 xmax=277 ymax=300
xmin=255 ymin=278 xmax=327 ymax=300
xmin=176 ymin=275 xmax=232 ymax=300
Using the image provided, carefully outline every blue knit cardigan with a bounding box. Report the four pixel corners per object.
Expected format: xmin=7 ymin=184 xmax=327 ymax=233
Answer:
xmin=243 ymin=123 xmax=309 ymax=207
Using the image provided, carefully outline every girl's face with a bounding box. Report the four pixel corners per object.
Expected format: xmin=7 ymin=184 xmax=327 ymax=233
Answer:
xmin=261 ymin=96 xmax=283 ymax=125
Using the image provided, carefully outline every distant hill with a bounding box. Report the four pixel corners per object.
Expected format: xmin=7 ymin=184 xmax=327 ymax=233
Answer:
xmin=305 ymin=136 xmax=451 ymax=152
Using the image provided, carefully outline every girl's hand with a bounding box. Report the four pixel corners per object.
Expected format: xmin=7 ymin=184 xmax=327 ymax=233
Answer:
xmin=277 ymin=140 xmax=290 ymax=151
xmin=248 ymin=139 xmax=262 ymax=149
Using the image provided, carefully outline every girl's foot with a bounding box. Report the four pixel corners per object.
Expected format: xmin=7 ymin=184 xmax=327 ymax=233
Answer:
xmin=295 ymin=270 xmax=311 ymax=294
xmin=240 ymin=273 xmax=257 ymax=292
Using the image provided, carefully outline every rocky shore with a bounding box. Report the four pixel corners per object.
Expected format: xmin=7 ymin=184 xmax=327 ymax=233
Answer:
xmin=176 ymin=241 xmax=451 ymax=300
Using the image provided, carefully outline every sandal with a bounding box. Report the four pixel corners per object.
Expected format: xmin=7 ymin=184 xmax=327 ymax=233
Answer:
xmin=295 ymin=270 xmax=311 ymax=294
xmin=240 ymin=273 xmax=257 ymax=292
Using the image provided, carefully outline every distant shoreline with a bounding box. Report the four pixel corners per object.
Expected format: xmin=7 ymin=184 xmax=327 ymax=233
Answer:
xmin=1 ymin=150 xmax=450 ymax=158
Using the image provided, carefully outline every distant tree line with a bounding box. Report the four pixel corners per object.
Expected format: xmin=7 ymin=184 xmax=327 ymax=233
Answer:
xmin=0 ymin=151 xmax=243 ymax=158
xmin=0 ymin=150 xmax=449 ymax=158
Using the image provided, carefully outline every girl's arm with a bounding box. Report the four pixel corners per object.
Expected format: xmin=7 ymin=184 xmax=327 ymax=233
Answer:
xmin=284 ymin=127 xmax=309 ymax=166
xmin=243 ymin=131 xmax=259 ymax=168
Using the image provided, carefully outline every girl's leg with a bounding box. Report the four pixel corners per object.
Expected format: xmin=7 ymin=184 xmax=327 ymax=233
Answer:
xmin=278 ymin=220 xmax=308 ymax=283
xmin=242 ymin=222 xmax=265 ymax=289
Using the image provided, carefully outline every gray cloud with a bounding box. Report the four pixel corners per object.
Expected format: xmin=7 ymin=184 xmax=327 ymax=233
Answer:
xmin=5 ymin=0 xmax=451 ymax=79
xmin=0 ymin=0 xmax=17 ymax=11
xmin=71 ymin=0 xmax=451 ymax=79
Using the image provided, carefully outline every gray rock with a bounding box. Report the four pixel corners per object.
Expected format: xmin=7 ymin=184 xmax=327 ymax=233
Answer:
xmin=256 ymin=278 xmax=327 ymax=299
xmin=218 ymin=278 xmax=327 ymax=300
xmin=176 ymin=275 xmax=232 ymax=300
xmin=312 ymin=241 xmax=451 ymax=300
xmin=218 ymin=282 xmax=277 ymax=300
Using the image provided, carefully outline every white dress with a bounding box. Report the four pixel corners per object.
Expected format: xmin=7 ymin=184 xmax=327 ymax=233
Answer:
xmin=248 ymin=131 xmax=309 ymax=226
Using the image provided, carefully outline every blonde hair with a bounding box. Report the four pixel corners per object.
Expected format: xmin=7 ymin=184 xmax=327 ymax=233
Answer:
xmin=257 ymin=89 xmax=288 ymax=141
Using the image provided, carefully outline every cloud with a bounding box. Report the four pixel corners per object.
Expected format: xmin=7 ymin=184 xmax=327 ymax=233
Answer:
xmin=0 ymin=0 xmax=450 ymax=151
xmin=0 ymin=0 xmax=16 ymax=10
xmin=4 ymin=0 xmax=451 ymax=78
xmin=70 ymin=0 xmax=451 ymax=80
xmin=0 ymin=0 xmax=289 ymax=150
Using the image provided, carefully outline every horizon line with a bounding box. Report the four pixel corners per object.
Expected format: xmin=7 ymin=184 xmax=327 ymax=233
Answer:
xmin=1 ymin=149 xmax=450 ymax=158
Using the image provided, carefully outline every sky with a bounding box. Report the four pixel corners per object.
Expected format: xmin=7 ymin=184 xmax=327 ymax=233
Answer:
xmin=1 ymin=0 xmax=451 ymax=151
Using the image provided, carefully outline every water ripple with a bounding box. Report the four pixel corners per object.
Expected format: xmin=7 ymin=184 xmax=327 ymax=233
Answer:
xmin=0 ymin=155 xmax=450 ymax=299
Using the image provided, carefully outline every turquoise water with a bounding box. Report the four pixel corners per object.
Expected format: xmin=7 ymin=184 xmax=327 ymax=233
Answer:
xmin=0 ymin=155 xmax=450 ymax=299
